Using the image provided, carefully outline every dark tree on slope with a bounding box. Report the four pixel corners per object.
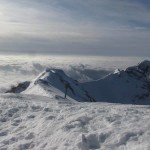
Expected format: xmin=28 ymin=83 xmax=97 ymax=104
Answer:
xmin=64 ymin=82 xmax=74 ymax=98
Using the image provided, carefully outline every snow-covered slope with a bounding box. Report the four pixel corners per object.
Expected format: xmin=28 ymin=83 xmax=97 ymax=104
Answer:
xmin=8 ymin=60 xmax=150 ymax=104
xmin=82 ymin=60 xmax=150 ymax=104
xmin=23 ymin=68 xmax=95 ymax=102
xmin=0 ymin=94 xmax=150 ymax=150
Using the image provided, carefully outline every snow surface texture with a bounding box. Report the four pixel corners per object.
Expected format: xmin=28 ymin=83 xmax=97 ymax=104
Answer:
xmin=0 ymin=94 xmax=150 ymax=150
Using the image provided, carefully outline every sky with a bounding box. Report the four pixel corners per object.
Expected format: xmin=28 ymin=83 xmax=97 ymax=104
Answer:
xmin=0 ymin=0 xmax=150 ymax=56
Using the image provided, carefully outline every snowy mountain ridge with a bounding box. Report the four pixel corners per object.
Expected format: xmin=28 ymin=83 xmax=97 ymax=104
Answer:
xmin=23 ymin=68 xmax=95 ymax=102
xmin=6 ymin=60 xmax=150 ymax=104
xmin=83 ymin=60 xmax=150 ymax=104
xmin=125 ymin=60 xmax=150 ymax=80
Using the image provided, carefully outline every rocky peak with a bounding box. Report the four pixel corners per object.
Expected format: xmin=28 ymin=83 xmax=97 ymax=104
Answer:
xmin=125 ymin=60 xmax=150 ymax=79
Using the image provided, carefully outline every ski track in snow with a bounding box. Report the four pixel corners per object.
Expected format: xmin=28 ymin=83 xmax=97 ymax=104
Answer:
xmin=0 ymin=94 xmax=150 ymax=150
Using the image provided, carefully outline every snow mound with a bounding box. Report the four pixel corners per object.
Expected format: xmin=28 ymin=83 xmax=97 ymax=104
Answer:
xmin=82 ymin=60 xmax=150 ymax=104
xmin=24 ymin=68 xmax=95 ymax=102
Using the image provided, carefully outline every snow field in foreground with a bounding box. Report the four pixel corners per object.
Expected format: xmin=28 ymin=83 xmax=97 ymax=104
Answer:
xmin=0 ymin=94 xmax=150 ymax=150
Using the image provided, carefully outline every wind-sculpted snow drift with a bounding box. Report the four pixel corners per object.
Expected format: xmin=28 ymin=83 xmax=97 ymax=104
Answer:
xmin=6 ymin=60 xmax=150 ymax=104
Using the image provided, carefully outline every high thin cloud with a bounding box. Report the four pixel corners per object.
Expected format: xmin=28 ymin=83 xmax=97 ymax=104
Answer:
xmin=0 ymin=0 xmax=150 ymax=56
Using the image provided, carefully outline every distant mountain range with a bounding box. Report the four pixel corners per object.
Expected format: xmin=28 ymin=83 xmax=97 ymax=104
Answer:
xmin=82 ymin=60 xmax=150 ymax=104
xmin=6 ymin=60 xmax=150 ymax=105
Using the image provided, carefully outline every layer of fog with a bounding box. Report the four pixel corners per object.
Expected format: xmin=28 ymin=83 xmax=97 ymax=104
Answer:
xmin=0 ymin=54 xmax=149 ymax=92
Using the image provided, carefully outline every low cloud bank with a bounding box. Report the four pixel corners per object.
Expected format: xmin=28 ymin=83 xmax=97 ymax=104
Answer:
xmin=0 ymin=63 xmax=112 ymax=93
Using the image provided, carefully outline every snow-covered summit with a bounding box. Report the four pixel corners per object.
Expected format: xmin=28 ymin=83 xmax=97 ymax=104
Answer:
xmin=82 ymin=60 xmax=150 ymax=104
xmin=24 ymin=68 xmax=95 ymax=102
xmin=125 ymin=60 xmax=150 ymax=79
